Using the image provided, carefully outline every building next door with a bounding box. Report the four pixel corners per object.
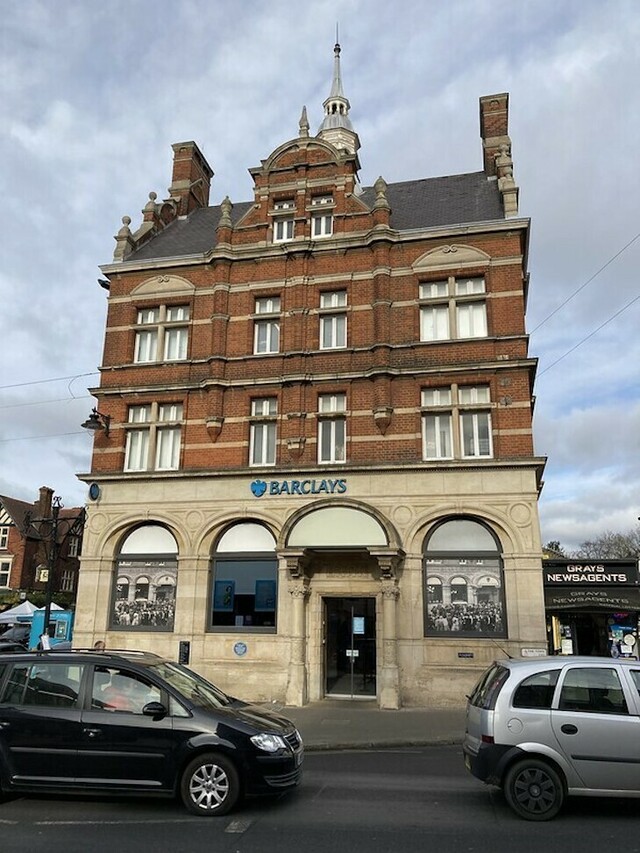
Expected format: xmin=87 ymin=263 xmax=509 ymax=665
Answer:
xmin=324 ymin=598 xmax=376 ymax=698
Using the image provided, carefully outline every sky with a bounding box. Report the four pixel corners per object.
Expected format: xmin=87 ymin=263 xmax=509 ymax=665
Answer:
xmin=1 ymin=0 xmax=638 ymax=553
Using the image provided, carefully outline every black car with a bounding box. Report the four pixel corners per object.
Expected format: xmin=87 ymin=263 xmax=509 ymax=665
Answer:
xmin=0 ymin=649 xmax=303 ymax=816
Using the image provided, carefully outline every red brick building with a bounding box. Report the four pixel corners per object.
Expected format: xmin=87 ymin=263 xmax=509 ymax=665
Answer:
xmin=76 ymin=45 xmax=546 ymax=707
xmin=0 ymin=487 xmax=84 ymax=601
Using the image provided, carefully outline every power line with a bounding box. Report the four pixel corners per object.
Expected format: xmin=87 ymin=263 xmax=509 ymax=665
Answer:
xmin=0 ymin=431 xmax=89 ymax=444
xmin=0 ymin=371 xmax=99 ymax=392
xmin=0 ymin=395 xmax=92 ymax=411
xmin=538 ymin=291 xmax=640 ymax=376
xmin=530 ymin=231 xmax=640 ymax=334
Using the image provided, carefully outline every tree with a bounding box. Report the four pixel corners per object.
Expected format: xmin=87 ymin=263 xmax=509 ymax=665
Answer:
xmin=576 ymin=526 xmax=640 ymax=559
xmin=543 ymin=540 xmax=566 ymax=557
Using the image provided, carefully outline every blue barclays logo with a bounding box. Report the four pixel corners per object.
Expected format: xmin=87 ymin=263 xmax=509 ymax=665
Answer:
xmin=250 ymin=478 xmax=347 ymax=498
xmin=251 ymin=480 xmax=268 ymax=497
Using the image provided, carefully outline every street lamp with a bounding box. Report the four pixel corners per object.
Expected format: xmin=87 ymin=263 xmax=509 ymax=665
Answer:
xmin=81 ymin=407 xmax=111 ymax=437
xmin=24 ymin=495 xmax=86 ymax=646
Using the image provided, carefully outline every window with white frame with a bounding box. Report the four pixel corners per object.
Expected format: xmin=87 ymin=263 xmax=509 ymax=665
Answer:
xmin=311 ymin=196 xmax=334 ymax=238
xmin=155 ymin=404 xmax=183 ymax=470
xmin=67 ymin=536 xmax=80 ymax=558
xmin=421 ymin=388 xmax=453 ymax=459
xmin=254 ymin=296 xmax=281 ymax=354
xmin=0 ymin=559 xmax=11 ymax=587
xmin=61 ymin=569 xmax=75 ymax=593
xmin=249 ymin=398 xmax=277 ymax=466
xmin=134 ymin=305 xmax=190 ymax=363
xmin=419 ymin=277 xmax=487 ymax=341
xmin=318 ymin=393 xmax=346 ymax=463
xmin=319 ymin=290 xmax=347 ymax=349
xmin=124 ymin=403 xmax=184 ymax=472
xmin=421 ymin=385 xmax=492 ymax=460
xmin=272 ymin=200 xmax=295 ymax=243
xmin=459 ymin=386 xmax=493 ymax=457
xmin=0 ymin=526 xmax=8 ymax=549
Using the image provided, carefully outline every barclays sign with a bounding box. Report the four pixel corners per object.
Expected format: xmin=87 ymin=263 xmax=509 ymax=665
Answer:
xmin=250 ymin=478 xmax=347 ymax=498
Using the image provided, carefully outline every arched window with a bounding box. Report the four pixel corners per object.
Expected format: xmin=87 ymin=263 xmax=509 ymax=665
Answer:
xmin=111 ymin=524 xmax=178 ymax=631
xmin=426 ymin=577 xmax=443 ymax=603
xmin=135 ymin=576 xmax=150 ymax=600
xmin=424 ymin=518 xmax=505 ymax=638
xmin=210 ymin=522 xmax=277 ymax=632
xmin=450 ymin=576 xmax=468 ymax=603
xmin=115 ymin=577 xmax=129 ymax=600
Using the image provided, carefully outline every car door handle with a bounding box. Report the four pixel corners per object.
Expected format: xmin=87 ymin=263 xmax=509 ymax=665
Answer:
xmin=0 ymin=721 xmax=10 ymax=729
xmin=561 ymin=724 xmax=578 ymax=735
xmin=83 ymin=727 xmax=102 ymax=738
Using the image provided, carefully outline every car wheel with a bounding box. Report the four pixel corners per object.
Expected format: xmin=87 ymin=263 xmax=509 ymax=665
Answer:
xmin=503 ymin=759 xmax=565 ymax=821
xmin=180 ymin=752 xmax=240 ymax=817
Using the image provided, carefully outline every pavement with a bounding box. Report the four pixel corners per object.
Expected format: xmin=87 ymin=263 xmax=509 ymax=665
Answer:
xmin=277 ymin=699 xmax=467 ymax=751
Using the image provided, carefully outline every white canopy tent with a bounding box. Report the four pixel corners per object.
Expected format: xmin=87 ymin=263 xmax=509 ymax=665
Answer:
xmin=0 ymin=600 xmax=37 ymax=624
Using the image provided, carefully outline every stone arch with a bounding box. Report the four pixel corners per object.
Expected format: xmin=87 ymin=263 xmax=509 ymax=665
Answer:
xmin=261 ymin=137 xmax=343 ymax=173
xmin=91 ymin=513 xmax=189 ymax=561
xmin=281 ymin=498 xmax=400 ymax=551
xmin=412 ymin=244 xmax=491 ymax=273
xmin=404 ymin=504 xmax=520 ymax=558
xmin=130 ymin=274 xmax=195 ymax=298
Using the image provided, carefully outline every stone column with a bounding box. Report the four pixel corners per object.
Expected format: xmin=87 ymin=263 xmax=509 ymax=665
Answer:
xmin=282 ymin=550 xmax=310 ymax=706
xmin=369 ymin=549 xmax=404 ymax=709
xmin=379 ymin=579 xmax=400 ymax=709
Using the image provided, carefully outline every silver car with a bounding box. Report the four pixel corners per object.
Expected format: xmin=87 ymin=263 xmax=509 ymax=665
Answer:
xmin=463 ymin=656 xmax=640 ymax=820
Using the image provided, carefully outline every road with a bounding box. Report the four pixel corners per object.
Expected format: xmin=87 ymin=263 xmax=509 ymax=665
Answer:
xmin=2 ymin=746 xmax=640 ymax=853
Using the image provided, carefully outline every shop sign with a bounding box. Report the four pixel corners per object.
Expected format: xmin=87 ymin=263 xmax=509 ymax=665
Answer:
xmin=544 ymin=560 xmax=638 ymax=586
xmin=545 ymin=587 xmax=640 ymax=611
xmin=250 ymin=478 xmax=347 ymax=498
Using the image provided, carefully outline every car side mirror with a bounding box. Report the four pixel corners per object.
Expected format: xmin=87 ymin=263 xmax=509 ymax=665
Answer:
xmin=143 ymin=701 xmax=167 ymax=720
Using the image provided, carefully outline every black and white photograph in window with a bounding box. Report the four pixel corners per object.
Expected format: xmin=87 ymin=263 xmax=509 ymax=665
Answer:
xmin=424 ymin=518 xmax=506 ymax=637
xmin=110 ymin=524 xmax=177 ymax=630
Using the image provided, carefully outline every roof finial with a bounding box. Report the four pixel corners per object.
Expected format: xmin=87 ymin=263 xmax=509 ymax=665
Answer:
xmin=317 ymin=32 xmax=359 ymax=156
xmin=299 ymin=105 xmax=310 ymax=138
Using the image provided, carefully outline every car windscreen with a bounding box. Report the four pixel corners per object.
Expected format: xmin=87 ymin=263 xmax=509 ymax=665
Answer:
xmin=147 ymin=661 xmax=232 ymax=710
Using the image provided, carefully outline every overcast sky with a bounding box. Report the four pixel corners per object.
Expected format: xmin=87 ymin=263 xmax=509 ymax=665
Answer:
xmin=1 ymin=0 xmax=638 ymax=552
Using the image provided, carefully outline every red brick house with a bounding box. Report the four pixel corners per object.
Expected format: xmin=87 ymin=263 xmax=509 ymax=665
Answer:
xmin=0 ymin=487 xmax=84 ymax=601
xmin=76 ymin=44 xmax=546 ymax=707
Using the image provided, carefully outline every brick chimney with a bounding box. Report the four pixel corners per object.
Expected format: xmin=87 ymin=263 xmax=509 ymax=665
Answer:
xmin=168 ymin=141 xmax=214 ymax=216
xmin=36 ymin=486 xmax=53 ymax=517
xmin=479 ymin=93 xmax=510 ymax=176
xmin=479 ymin=93 xmax=519 ymax=217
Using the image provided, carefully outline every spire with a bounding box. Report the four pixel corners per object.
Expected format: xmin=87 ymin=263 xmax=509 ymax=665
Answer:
xmin=317 ymin=38 xmax=360 ymax=156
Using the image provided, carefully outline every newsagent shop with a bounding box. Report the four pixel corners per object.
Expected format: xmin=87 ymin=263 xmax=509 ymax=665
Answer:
xmin=544 ymin=559 xmax=640 ymax=658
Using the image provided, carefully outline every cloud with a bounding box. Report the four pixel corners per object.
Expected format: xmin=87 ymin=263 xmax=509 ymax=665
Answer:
xmin=0 ymin=0 xmax=638 ymax=552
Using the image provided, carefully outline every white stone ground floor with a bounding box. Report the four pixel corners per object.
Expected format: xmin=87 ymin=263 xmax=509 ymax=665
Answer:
xmin=75 ymin=464 xmax=547 ymax=707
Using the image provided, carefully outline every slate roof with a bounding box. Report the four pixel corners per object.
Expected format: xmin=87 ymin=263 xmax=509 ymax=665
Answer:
xmin=127 ymin=171 xmax=503 ymax=263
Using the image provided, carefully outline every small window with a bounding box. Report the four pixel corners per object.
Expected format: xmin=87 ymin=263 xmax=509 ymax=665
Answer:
xmin=0 ymin=526 xmax=8 ymax=549
xmin=273 ymin=217 xmax=294 ymax=243
xmin=513 ymin=670 xmax=560 ymax=709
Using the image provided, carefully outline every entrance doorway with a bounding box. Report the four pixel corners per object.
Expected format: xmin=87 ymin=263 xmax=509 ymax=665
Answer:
xmin=324 ymin=597 xmax=376 ymax=698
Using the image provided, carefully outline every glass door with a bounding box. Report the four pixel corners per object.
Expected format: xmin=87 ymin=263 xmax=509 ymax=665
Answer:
xmin=324 ymin=597 xmax=376 ymax=698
